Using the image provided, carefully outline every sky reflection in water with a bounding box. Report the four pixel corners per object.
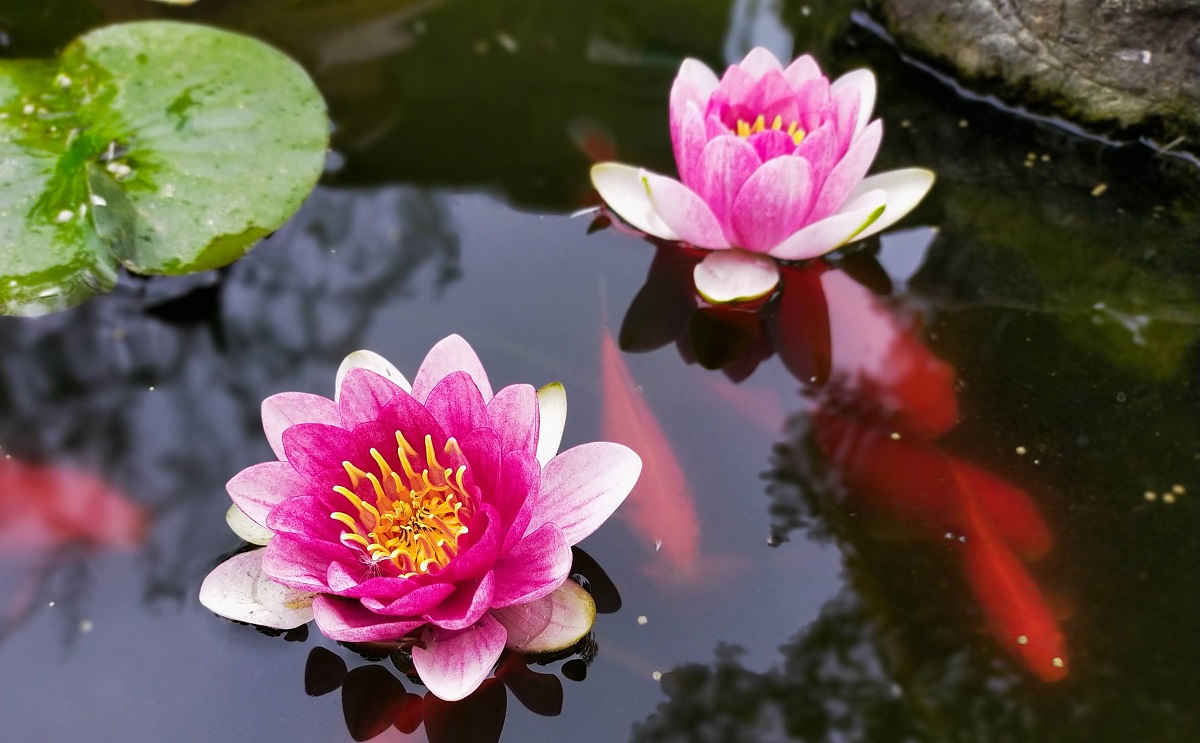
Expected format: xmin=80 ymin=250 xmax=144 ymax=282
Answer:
xmin=1 ymin=0 xmax=1198 ymax=741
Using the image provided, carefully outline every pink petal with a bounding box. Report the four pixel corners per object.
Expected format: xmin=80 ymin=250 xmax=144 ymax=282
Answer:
xmin=363 ymin=582 xmax=457 ymax=616
xmin=829 ymin=68 xmax=876 ymax=140
xmin=808 ymin=119 xmax=882 ymax=223
xmin=494 ymin=580 xmax=596 ymax=654
xmin=265 ymin=495 xmax=342 ymax=542
xmin=831 ymin=83 xmax=862 ymax=159
xmin=490 ymin=450 xmax=540 ymax=553
xmin=670 ymin=57 xmax=720 ymax=111
xmin=670 ymin=101 xmax=708 ymax=188
xmin=261 ymin=532 xmax=343 ymax=592
xmin=767 ymin=189 xmax=887 ymax=261
xmin=693 ymin=249 xmax=781 ymax=304
xmin=730 ymin=155 xmax=814 ymax=252
xmin=426 ymin=572 xmax=495 ymax=630
xmin=744 ymin=69 xmax=793 ymax=117
xmin=459 ymin=427 xmax=501 ymax=496
xmin=338 ymin=368 xmax=405 ymax=430
xmin=424 ymin=371 xmax=489 ymax=441
xmin=262 ymin=392 xmax=340 ymax=460
xmin=747 ymin=129 xmax=799 ymax=163
xmin=526 ymin=442 xmax=641 ymax=546
xmin=486 ymin=384 xmax=539 ymax=459
xmin=227 ymin=461 xmax=308 ymax=527
xmin=643 ymin=173 xmax=730 ymax=249
xmin=280 ymin=423 xmax=362 ymax=483
xmin=311 ymin=594 xmax=425 ymax=643
xmin=736 ymin=47 xmax=784 ymax=77
xmin=783 ymin=54 xmax=822 ymax=89
xmin=693 ymin=136 xmax=761 ymax=241
xmin=411 ymin=335 xmax=494 ymax=405
xmin=444 ymin=504 xmax=503 ymax=583
xmin=335 ymin=350 xmax=411 ymax=401
xmin=590 ymin=163 xmax=680 ymax=240
xmin=412 ymin=615 xmax=507 ymax=702
xmin=490 ymin=523 xmax=571 ymax=608
xmin=792 ymin=74 xmax=831 ymax=119
xmin=794 ymin=121 xmax=839 ymax=187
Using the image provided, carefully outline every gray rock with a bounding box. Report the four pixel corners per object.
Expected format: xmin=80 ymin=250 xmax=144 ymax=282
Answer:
xmin=875 ymin=0 xmax=1200 ymax=148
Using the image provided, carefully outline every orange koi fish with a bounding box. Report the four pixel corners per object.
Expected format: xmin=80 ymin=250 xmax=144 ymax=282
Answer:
xmin=955 ymin=468 xmax=1068 ymax=682
xmin=600 ymin=327 xmax=700 ymax=580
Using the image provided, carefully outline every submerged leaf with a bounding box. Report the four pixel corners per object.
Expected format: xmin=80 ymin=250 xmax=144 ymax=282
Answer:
xmin=0 ymin=21 xmax=328 ymax=315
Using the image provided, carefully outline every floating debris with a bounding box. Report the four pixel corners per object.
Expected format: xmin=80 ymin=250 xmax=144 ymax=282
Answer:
xmin=1091 ymin=182 xmax=1109 ymax=197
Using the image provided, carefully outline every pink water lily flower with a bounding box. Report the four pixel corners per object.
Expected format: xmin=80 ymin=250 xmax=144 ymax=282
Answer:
xmin=591 ymin=47 xmax=934 ymax=303
xmin=200 ymin=335 xmax=641 ymax=701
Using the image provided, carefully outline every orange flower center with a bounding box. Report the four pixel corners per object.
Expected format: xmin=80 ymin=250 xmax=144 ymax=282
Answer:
xmin=734 ymin=114 xmax=805 ymax=145
xmin=331 ymin=431 xmax=472 ymax=577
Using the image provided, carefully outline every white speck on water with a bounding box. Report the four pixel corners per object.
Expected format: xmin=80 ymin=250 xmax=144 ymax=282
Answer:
xmin=90 ymin=194 xmax=107 ymax=206
xmin=654 ymin=539 xmax=662 ymax=552
xmin=1144 ymin=490 xmax=1158 ymax=502
xmin=55 ymin=209 xmax=74 ymax=223
xmin=55 ymin=73 xmax=72 ymax=88
xmin=637 ymin=615 xmax=648 ymax=626
xmin=1163 ymin=493 xmax=1176 ymax=505
xmin=800 ymin=5 xmax=811 ymax=16
xmin=1017 ymin=635 xmax=1028 ymax=645
xmin=495 ymin=32 xmax=518 ymax=53
xmin=22 ymin=103 xmax=34 ymax=115
xmin=651 ymin=671 xmax=662 ymax=681
xmin=890 ymin=432 xmax=901 ymax=440
xmin=1171 ymin=484 xmax=1185 ymax=495
xmin=79 ymin=619 xmax=94 ymax=633
xmin=48 ymin=601 xmax=55 ymax=607
xmin=1016 ymin=446 xmax=1028 ymax=455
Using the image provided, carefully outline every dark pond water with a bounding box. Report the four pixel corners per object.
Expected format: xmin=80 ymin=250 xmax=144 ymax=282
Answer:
xmin=1 ymin=1 xmax=1198 ymax=741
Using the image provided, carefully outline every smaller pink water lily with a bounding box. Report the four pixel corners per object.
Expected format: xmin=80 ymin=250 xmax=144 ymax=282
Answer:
xmin=200 ymin=335 xmax=641 ymax=701
xmin=591 ymin=47 xmax=934 ymax=303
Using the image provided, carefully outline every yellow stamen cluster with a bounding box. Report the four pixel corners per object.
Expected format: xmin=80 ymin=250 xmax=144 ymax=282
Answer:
xmin=331 ymin=431 xmax=473 ymax=577
xmin=735 ymin=114 xmax=805 ymax=145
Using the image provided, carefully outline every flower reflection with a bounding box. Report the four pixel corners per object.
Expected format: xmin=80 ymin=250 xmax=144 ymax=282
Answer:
xmin=619 ymin=238 xmax=1068 ymax=682
xmin=301 ymin=546 xmax=617 ymax=742
xmin=592 ymin=47 xmax=934 ymax=302
xmin=200 ymin=336 xmax=641 ymax=701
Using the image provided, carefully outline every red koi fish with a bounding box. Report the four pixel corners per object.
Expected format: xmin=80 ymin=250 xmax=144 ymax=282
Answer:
xmin=600 ymin=327 xmax=701 ymax=580
xmin=814 ymin=412 xmax=1052 ymax=561
xmin=955 ymin=467 xmax=1068 ymax=682
xmin=815 ymin=268 xmax=959 ymax=441
xmin=0 ymin=456 xmax=148 ymax=553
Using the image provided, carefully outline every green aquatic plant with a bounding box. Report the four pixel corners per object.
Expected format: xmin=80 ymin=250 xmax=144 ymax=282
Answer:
xmin=0 ymin=20 xmax=328 ymax=315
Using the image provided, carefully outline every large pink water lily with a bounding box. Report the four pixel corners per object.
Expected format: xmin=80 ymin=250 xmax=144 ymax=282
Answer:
xmin=591 ymin=47 xmax=934 ymax=303
xmin=200 ymin=335 xmax=641 ymax=701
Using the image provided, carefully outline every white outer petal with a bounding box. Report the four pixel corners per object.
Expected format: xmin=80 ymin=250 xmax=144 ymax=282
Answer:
xmin=334 ymin=350 xmax=411 ymax=402
xmin=693 ymin=250 xmax=781 ymax=304
xmin=198 ymin=549 xmax=315 ymax=630
xmin=494 ymin=580 xmax=597 ymax=654
xmin=590 ymin=163 xmax=680 ymax=240
xmin=845 ymin=168 xmax=935 ymax=241
xmin=225 ymin=504 xmax=273 ymax=546
xmin=536 ymin=382 xmax=567 ymax=467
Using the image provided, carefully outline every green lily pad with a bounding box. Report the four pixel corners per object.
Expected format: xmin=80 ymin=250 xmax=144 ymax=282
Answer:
xmin=0 ymin=21 xmax=329 ymax=315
